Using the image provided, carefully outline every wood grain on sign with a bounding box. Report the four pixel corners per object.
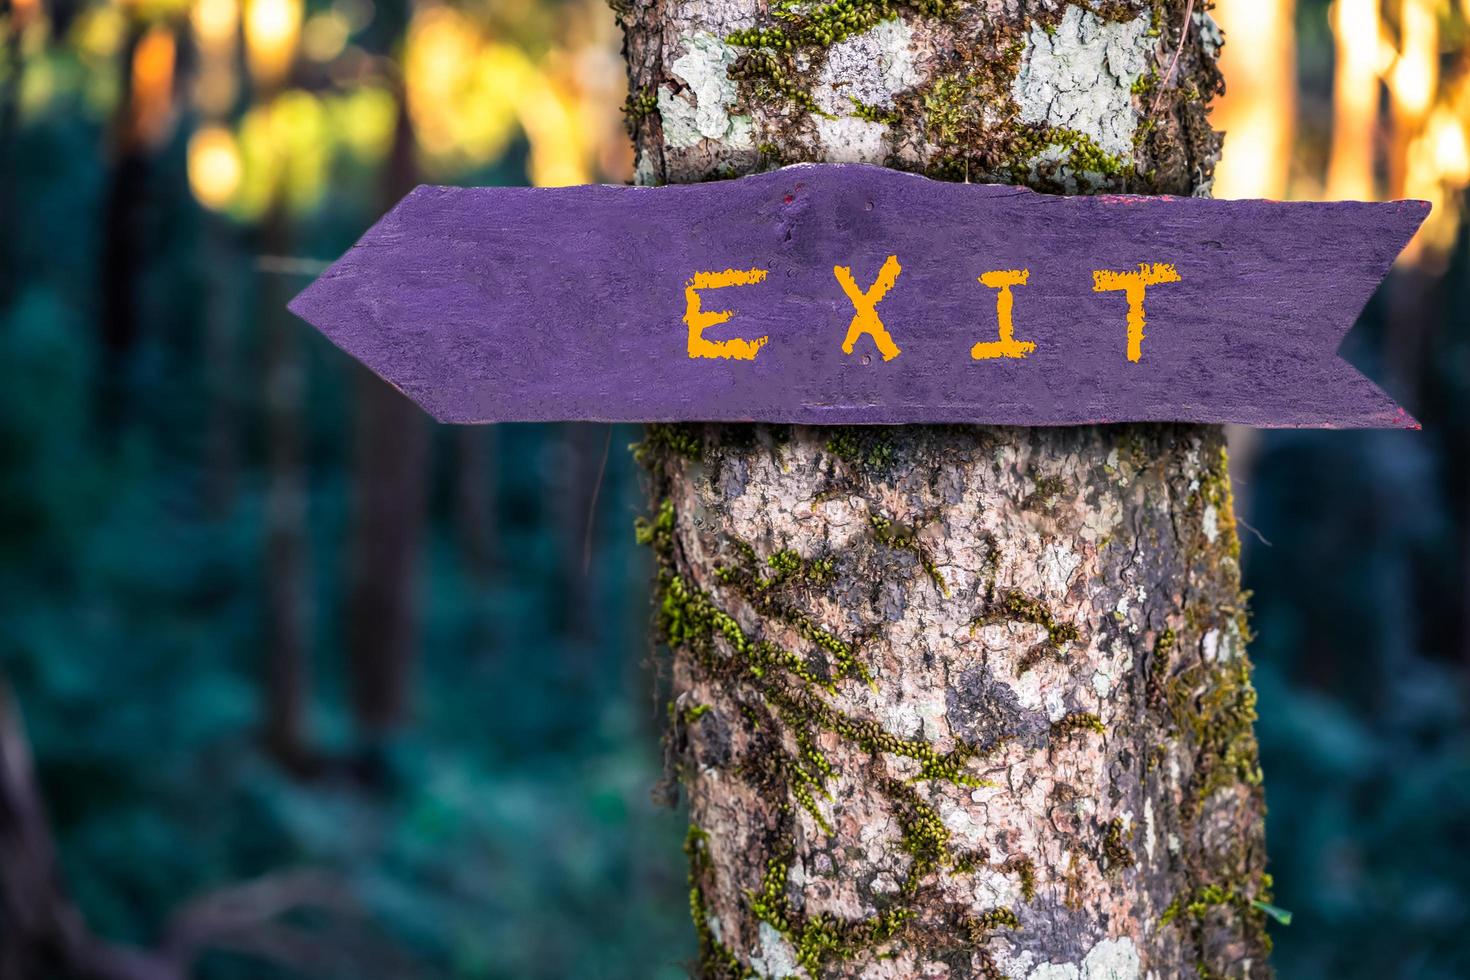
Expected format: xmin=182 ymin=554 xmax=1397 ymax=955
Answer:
xmin=288 ymin=164 xmax=1428 ymax=428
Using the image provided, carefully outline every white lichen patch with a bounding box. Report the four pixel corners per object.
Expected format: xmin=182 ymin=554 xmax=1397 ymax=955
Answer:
xmin=1221 ymin=616 xmax=1246 ymax=662
xmin=868 ymin=871 xmax=901 ymax=897
xmin=1201 ymin=628 xmax=1220 ymax=662
xmin=970 ymin=781 xmax=1006 ymax=805
xmin=633 ymin=150 xmax=659 ymax=187
xmin=1081 ymin=937 xmax=1140 ymax=980
xmin=814 ymin=18 xmax=921 ymax=113
xmin=813 ymin=114 xmax=890 ymax=164
xmin=972 ymin=868 xmax=1018 ymax=907
xmin=1041 ymin=541 xmax=1082 ymax=595
xmin=1044 ymin=687 xmax=1068 ymax=723
xmin=803 ymin=19 xmax=921 ymax=163
xmin=751 ymin=921 xmax=799 ymax=977
xmin=1030 ymin=963 xmax=1082 ymax=980
xmin=936 ymin=795 xmax=983 ymax=840
xmin=1092 ymin=638 xmax=1126 ymax=699
xmin=917 ymin=694 xmax=949 ymax=742
xmin=879 ymin=685 xmax=926 ymax=738
xmin=1143 ymin=798 xmax=1156 ymax=861
xmin=1080 ymin=492 xmax=1123 ymax=544
xmin=1202 ymin=504 xmax=1219 ymax=543
xmin=1194 ymin=11 xmax=1224 ymax=59
xmin=1012 ymin=4 xmax=1151 ymax=157
xmin=1011 ymin=667 xmax=1044 ymax=712
xmin=658 ymin=32 xmax=754 ymax=150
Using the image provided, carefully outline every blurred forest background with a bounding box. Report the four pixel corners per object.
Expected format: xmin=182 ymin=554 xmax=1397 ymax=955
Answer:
xmin=0 ymin=0 xmax=1468 ymax=976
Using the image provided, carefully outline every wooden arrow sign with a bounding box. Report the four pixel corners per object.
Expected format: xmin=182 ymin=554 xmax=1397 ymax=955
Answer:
xmin=289 ymin=164 xmax=1428 ymax=428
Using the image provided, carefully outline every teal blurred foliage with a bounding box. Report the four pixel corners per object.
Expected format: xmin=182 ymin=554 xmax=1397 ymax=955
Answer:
xmin=0 ymin=74 xmax=692 ymax=978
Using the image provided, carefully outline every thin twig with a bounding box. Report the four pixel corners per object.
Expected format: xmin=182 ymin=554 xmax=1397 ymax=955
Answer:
xmin=1151 ymin=0 xmax=1196 ymax=115
xmin=583 ymin=425 xmax=614 ymax=574
xmin=256 ymin=256 xmax=332 ymax=276
xmin=1237 ymin=514 xmax=1273 ymax=548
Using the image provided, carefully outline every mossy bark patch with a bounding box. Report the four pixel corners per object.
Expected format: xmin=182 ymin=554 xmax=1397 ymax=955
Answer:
xmin=635 ymin=425 xmax=1271 ymax=977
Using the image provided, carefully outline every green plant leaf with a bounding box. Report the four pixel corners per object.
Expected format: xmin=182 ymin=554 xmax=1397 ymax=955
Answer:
xmin=1252 ymin=900 xmax=1293 ymax=926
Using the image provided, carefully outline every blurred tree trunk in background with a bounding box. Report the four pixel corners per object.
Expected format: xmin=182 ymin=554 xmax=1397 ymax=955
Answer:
xmin=0 ymin=0 xmax=23 ymax=307
xmin=201 ymin=213 xmax=243 ymax=517
xmin=260 ymin=199 xmax=317 ymax=775
xmin=98 ymin=17 xmax=150 ymax=433
xmin=620 ymin=1 xmax=1275 ymax=975
xmin=344 ymin=0 xmax=429 ymax=743
xmin=454 ymin=427 xmax=498 ymax=580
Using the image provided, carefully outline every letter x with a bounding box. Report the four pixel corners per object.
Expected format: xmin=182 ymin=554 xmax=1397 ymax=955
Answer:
xmin=834 ymin=255 xmax=902 ymax=361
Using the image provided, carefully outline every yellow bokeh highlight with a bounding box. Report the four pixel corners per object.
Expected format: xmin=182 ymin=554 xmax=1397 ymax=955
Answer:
xmin=1215 ymin=0 xmax=1470 ymax=266
xmin=1326 ymin=0 xmax=1381 ymax=201
xmin=403 ymin=4 xmax=612 ymax=186
xmin=406 ymin=8 xmax=525 ymax=169
xmin=216 ymin=87 xmax=395 ymax=219
xmin=518 ymin=74 xmax=591 ymax=187
xmin=1388 ymin=0 xmax=1438 ymax=121
xmin=191 ymin=0 xmax=240 ymax=114
xmin=1402 ymin=102 xmax=1470 ymax=260
xmin=72 ymin=4 xmax=126 ymax=61
xmin=234 ymin=89 xmax=328 ymax=216
xmin=130 ymin=25 xmax=177 ymax=147
xmin=1210 ymin=0 xmax=1295 ymax=200
xmin=191 ymin=0 xmax=238 ymax=48
xmin=188 ymin=125 xmax=244 ymax=210
xmin=301 ymin=11 xmax=350 ymax=63
xmin=1428 ymin=106 xmax=1470 ymax=185
xmin=243 ymin=0 xmax=302 ymax=87
xmin=17 ymin=55 xmax=58 ymax=123
xmin=330 ymin=87 xmax=398 ymax=165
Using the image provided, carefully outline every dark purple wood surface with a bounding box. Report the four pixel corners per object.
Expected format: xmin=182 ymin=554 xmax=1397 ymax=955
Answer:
xmin=288 ymin=164 xmax=1427 ymax=428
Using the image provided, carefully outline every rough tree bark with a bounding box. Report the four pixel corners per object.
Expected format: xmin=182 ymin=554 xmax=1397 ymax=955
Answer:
xmin=617 ymin=1 xmax=1273 ymax=977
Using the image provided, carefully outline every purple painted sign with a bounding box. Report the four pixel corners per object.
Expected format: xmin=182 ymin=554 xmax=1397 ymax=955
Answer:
xmin=289 ymin=164 xmax=1428 ymax=428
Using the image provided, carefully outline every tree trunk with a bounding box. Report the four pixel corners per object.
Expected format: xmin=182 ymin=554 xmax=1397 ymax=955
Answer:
xmin=344 ymin=3 xmax=430 ymax=740
xmin=0 ymin=0 xmax=24 ymax=308
xmin=201 ymin=213 xmax=243 ymax=517
xmin=453 ymin=426 xmax=498 ymax=581
xmin=619 ymin=2 xmax=1273 ymax=977
xmin=98 ymin=18 xmax=149 ymax=435
xmin=343 ymin=357 xmax=428 ymax=736
xmin=260 ymin=202 xmax=316 ymax=775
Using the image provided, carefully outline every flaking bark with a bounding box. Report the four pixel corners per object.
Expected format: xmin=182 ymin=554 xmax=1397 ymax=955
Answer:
xmin=618 ymin=2 xmax=1271 ymax=976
